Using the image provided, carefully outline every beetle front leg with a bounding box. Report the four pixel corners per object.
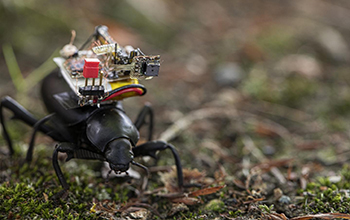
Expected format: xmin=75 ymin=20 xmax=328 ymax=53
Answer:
xmin=53 ymin=142 xmax=106 ymax=190
xmin=133 ymin=141 xmax=184 ymax=188
xmin=52 ymin=142 xmax=78 ymax=190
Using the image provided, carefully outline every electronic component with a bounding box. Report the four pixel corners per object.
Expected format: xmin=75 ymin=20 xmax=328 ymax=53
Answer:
xmin=54 ymin=25 xmax=159 ymax=106
xmin=78 ymin=58 xmax=104 ymax=97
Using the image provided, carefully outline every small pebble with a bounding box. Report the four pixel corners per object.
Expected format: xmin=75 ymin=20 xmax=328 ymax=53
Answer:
xmin=213 ymin=62 xmax=244 ymax=87
xmin=279 ymin=195 xmax=291 ymax=204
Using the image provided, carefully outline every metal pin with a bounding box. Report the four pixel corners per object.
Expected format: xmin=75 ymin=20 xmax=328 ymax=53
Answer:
xmin=99 ymin=71 xmax=103 ymax=86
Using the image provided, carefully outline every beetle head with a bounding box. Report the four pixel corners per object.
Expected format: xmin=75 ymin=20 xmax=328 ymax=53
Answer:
xmin=105 ymin=138 xmax=134 ymax=173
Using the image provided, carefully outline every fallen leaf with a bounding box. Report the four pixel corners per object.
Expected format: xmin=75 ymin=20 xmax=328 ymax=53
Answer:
xmin=232 ymin=178 xmax=246 ymax=189
xmin=296 ymin=141 xmax=322 ymax=150
xmin=90 ymin=203 xmax=97 ymax=213
xmin=291 ymin=213 xmax=350 ymax=220
xmin=253 ymin=159 xmax=294 ymax=172
xmin=171 ymin=197 xmax=201 ymax=205
xmin=43 ymin=193 xmax=48 ymax=202
xmin=188 ymin=185 xmax=225 ymax=197
xmin=255 ymin=123 xmax=280 ymax=137
xmin=214 ymin=165 xmax=227 ymax=183
xmin=264 ymin=213 xmax=288 ymax=220
xmin=121 ymin=207 xmax=151 ymax=220
xmin=159 ymin=167 xmax=206 ymax=192
xmin=242 ymin=197 xmax=265 ymax=204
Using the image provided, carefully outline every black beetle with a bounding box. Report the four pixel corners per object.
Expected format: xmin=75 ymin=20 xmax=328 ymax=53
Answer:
xmin=0 ymin=26 xmax=185 ymax=193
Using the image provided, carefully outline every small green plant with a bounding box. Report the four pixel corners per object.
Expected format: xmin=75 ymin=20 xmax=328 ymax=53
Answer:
xmin=229 ymin=210 xmax=243 ymax=217
xmin=2 ymin=44 xmax=58 ymax=99
xmin=259 ymin=204 xmax=274 ymax=214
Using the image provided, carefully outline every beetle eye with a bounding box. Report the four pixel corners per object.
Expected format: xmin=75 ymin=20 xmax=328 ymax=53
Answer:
xmin=129 ymin=151 xmax=134 ymax=159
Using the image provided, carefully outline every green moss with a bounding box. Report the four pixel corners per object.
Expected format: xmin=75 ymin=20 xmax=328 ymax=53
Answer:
xmin=341 ymin=164 xmax=350 ymax=181
xmin=0 ymin=148 xmax=122 ymax=219
xmin=242 ymin=66 xmax=317 ymax=108
xmin=302 ymin=165 xmax=350 ymax=214
xmin=204 ymin=199 xmax=225 ymax=213
xmin=114 ymin=186 xmax=129 ymax=203
xmin=256 ymin=26 xmax=298 ymax=58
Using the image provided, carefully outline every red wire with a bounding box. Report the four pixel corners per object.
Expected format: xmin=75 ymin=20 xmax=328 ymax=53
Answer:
xmin=102 ymin=88 xmax=144 ymax=101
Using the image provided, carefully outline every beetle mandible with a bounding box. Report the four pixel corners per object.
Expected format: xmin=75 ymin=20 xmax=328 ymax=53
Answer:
xmin=0 ymin=25 xmax=184 ymax=192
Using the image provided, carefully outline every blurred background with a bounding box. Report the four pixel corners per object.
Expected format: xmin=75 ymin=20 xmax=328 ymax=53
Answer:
xmin=2 ymin=0 xmax=350 ymax=148
xmin=3 ymin=0 xmax=350 ymax=170
xmin=2 ymin=0 xmax=350 ymax=216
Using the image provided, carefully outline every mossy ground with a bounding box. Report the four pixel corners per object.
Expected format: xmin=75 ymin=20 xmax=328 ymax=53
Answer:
xmin=302 ymin=165 xmax=350 ymax=214
xmin=2 ymin=133 xmax=350 ymax=219
xmin=0 ymin=145 xmax=101 ymax=219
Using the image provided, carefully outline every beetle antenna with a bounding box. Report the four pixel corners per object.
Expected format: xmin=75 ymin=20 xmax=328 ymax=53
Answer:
xmin=131 ymin=161 xmax=149 ymax=190
xmin=131 ymin=161 xmax=149 ymax=177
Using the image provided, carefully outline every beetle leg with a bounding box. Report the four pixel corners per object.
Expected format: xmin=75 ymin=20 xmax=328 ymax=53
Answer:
xmin=0 ymin=96 xmax=62 ymax=155
xmin=133 ymin=141 xmax=184 ymax=188
xmin=52 ymin=143 xmax=72 ymax=190
xmin=26 ymin=113 xmax=70 ymax=163
xmin=0 ymin=96 xmax=38 ymax=155
xmin=134 ymin=103 xmax=153 ymax=141
xmin=26 ymin=114 xmax=55 ymax=162
xmin=52 ymin=142 xmax=86 ymax=190
xmin=53 ymin=142 xmax=106 ymax=190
